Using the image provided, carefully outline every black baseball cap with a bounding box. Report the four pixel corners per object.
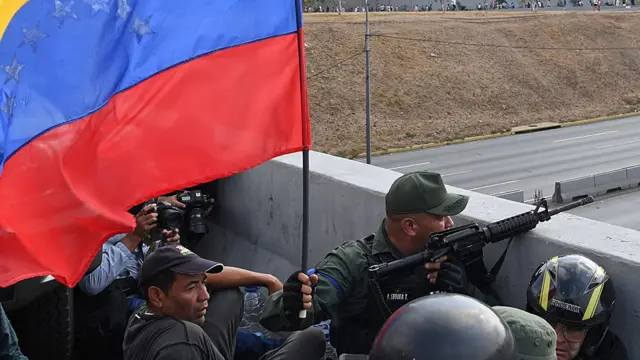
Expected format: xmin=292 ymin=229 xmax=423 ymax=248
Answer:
xmin=139 ymin=245 xmax=224 ymax=286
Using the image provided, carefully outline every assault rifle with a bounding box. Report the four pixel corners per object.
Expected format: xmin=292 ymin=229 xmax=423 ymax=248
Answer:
xmin=368 ymin=196 xmax=594 ymax=281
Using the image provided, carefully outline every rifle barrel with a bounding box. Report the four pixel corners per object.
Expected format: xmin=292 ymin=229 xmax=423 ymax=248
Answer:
xmin=547 ymin=196 xmax=594 ymax=217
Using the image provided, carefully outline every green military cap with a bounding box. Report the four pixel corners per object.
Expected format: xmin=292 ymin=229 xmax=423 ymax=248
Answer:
xmin=493 ymin=306 xmax=557 ymax=360
xmin=385 ymin=171 xmax=469 ymax=216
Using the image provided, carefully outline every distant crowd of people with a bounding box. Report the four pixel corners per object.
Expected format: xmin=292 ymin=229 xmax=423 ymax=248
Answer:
xmin=303 ymin=0 xmax=636 ymax=12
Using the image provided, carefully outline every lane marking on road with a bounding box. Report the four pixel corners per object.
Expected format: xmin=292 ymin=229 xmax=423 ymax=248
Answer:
xmin=442 ymin=170 xmax=474 ymax=177
xmin=388 ymin=161 xmax=431 ymax=170
xmin=553 ymin=130 xmax=618 ymax=143
xmin=596 ymin=139 xmax=640 ymax=149
xmin=470 ymin=180 xmax=519 ymax=191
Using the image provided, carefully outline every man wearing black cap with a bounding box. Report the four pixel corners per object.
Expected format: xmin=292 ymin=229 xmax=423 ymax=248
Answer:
xmin=259 ymin=171 xmax=491 ymax=357
xmin=123 ymin=245 xmax=326 ymax=360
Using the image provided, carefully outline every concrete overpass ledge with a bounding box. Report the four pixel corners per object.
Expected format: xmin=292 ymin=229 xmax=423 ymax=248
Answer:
xmin=492 ymin=189 xmax=525 ymax=202
xmin=201 ymin=150 xmax=640 ymax=358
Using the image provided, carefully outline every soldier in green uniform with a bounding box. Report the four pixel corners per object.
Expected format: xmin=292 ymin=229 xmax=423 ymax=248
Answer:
xmin=260 ymin=171 xmax=498 ymax=356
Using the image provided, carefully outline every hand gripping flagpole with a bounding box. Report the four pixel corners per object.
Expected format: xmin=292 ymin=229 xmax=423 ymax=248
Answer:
xmin=295 ymin=0 xmax=311 ymax=319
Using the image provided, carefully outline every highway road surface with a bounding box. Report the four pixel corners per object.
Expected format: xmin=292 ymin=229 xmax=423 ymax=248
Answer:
xmin=569 ymin=188 xmax=640 ymax=231
xmin=371 ymin=116 xmax=640 ymax=204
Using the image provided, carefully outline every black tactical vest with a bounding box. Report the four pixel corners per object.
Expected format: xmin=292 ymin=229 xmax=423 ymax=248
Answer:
xmin=332 ymin=234 xmax=436 ymax=356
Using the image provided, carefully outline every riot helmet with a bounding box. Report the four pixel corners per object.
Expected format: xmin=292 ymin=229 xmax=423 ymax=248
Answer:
xmin=526 ymin=254 xmax=615 ymax=357
xmin=369 ymin=293 xmax=518 ymax=360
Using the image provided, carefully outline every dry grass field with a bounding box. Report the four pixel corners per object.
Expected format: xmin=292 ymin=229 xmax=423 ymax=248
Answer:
xmin=303 ymin=11 xmax=640 ymax=157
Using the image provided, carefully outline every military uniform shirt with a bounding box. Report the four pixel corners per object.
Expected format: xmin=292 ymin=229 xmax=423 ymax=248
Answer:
xmin=260 ymin=220 xmax=402 ymax=331
xmin=261 ymin=218 xmax=490 ymax=327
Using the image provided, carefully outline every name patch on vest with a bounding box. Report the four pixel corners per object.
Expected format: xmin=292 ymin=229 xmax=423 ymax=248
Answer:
xmin=386 ymin=291 xmax=409 ymax=301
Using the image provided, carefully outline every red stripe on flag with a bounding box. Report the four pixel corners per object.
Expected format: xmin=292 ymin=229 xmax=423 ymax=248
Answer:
xmin=296 ymin=28 xmax=311 ymax=150
xmin=0 ymin=32 xmax=310 ymax=288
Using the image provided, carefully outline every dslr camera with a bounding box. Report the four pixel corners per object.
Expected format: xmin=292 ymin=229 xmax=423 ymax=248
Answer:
xmin=177 ymin=189 xmax=215 ymax=235
xmin=154 ymin=201 xmax=185 ymax=230
xmin=141 ymin=200 xmax=184 ymax=244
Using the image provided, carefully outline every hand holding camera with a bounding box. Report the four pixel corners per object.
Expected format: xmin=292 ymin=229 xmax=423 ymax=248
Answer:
xmin=161 ymin=228 xmax=180 ymax=245
xmin=134 ymin=204 xmax=158 ymax=238
xmin=157 ymin=193 xmax=186 ymax=209
xmin=117 ymin=204 xmax=158 ymax=251
xmin=141 ymin=189 xmax=214 ymax=247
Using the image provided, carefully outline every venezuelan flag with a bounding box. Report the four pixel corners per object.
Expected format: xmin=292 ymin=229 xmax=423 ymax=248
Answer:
xmin=0 ymin=0 xmax=311 ymax=287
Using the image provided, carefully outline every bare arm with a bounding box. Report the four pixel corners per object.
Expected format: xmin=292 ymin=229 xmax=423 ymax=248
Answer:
xmin=206 ymin=267 xmax=282 ymax=295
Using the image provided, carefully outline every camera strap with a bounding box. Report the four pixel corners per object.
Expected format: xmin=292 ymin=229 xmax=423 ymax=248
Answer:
xmin=137 ymin=242 xmax=146 ymax=262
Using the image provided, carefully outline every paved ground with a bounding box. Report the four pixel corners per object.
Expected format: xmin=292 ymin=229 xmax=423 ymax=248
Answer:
xmin=569 ymin=187 xmax=640 ymax=230
xmin=370 ymin=116 xmax=640 ymax=229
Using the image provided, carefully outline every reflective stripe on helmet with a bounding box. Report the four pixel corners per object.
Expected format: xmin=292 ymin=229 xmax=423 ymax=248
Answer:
xmin=582 ymin=266 xmax=606 ymax=320
xmin=540 ymin=256 xmax=558 ymax=311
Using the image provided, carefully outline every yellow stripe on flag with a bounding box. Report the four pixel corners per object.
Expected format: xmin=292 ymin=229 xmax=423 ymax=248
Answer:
xmin=0 ymin=0 xmax=30 ymax=41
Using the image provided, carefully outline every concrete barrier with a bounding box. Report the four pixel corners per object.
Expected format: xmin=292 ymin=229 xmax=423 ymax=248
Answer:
xmin=492 ymin=189 xmax=524 ymax=203
xmin=553 ymin=164 xmax=640 ymax=203
xmin=594 ymin=169 xmax=629 ymax=195
xmin=201 ymin=151 xmax=640 ymax=359
xmin=626 ymin=165 xmax=640 ymax=186
xmin=552 ymin=175 xmax=596 ymax=203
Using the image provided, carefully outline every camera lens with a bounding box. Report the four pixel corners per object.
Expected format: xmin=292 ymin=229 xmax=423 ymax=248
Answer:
xmin=164 ymin=210 xmax=183 ymax=229
xmin=188 ymin=207 xmax=208 ymax=234
xmin=159 ymin=206 xmax=183 ymax=229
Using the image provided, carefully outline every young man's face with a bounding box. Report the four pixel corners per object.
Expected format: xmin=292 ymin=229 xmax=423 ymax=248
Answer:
xmin=161 ymin=273 xmax=210 ymax=324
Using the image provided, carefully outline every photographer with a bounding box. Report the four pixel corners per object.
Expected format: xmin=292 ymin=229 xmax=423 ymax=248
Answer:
xmin=78 ymin=203 xmax=181 ymax=302
xmin=137 ymin=189 xmax=215 ymax=250
xmin=73 ymin=203 xmax=180 ymax=360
